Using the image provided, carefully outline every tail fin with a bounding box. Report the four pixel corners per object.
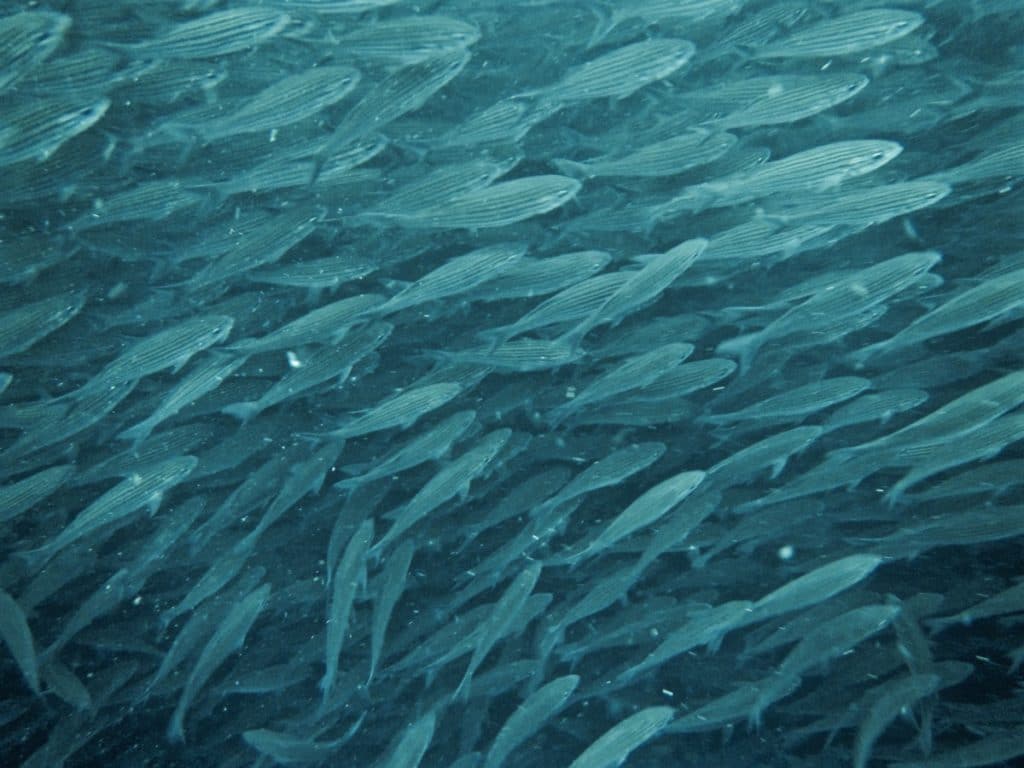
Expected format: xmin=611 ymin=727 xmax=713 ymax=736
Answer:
xmin=664 ymin=186 xmax=716 ymax=214
xmin=117 ymin=420 xmax=154 ymax=445
xmin=586 ymin=6 xmax=618 ymax=49
xmin=551 ymin=158 xmax=593 ymax=179
xmin=556 ymin=317 xmax=594 ymax=356
xmin=715 ymin=330 xmax=765 ymax=376
xmin=221 ymin=402 xmax=260 ymax=423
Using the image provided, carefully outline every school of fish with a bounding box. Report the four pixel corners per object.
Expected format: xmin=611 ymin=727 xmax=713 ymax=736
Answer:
xmin=0 ymin=0 xmax=1022 ymax=766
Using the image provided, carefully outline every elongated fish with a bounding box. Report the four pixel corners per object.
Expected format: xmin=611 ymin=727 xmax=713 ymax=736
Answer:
xmin=567 ymin=706 xmax=675 ymax=768
xmin=0 ymin=588 xmax=40 ymax=695
xmin=18 ymin=456 xmax=198 ymax=570
xmin=374 ymin=175 xmax=581 ymax=230
xmin=167 ymin=583 xmax=271 ymax=743
xmin=484 ymin=674 xmax=579 ymax=768
xmin=111 ymin=8 xmax=290 ymax=60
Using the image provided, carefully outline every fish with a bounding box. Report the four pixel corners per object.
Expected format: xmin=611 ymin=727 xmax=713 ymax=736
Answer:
xmin=221 ymin=322 xmax=390 ymax=423
xmin=320 ymin=518 xmax=374 ymax=702
xmin=373 ymin=243 xmax=527 ymax=315
xmin=554 ymin=129 xmax=738 ymax=179
xmin=18 ymin=456 xmax=199 ymax=570
xmin=665 ymin=140 xmax=903 ymax=212
xmin=718 ymin=251 xmax=942 ymax=371
xmin=0 ymin=290 xmax=86 ymax=358
xmin=317 ymin=51 xmax=469 ymax=162
xmin=337 ymin=409 xmax=478 ymax=491
xmin=453 ymin=561 xmax=541 ymax=700
xmin=0 ymin=589 xmax=41 ymax=695
xmin=751 ymin=9 xmax=925 ymax=59
xmin=703 ymin=73 xmax=870 ymax=129
xmin=557 ymin=469 xmax=705 ymax=568
xmin=705 ymin=376 xmax=871 ymax=427
xmin=172 ymin=66 xmax=361 ymax=144
xmin=763 ymin=180 xmax=952 ymax=229
xmin=242 ymin=728 xmax=351 ymax=764
xmin=110 ymin=8 xmax=290 ymax=60
xmin=167 ymin=582 xmax=270 ymax=743
xmin=229 ymin=293 xmax=382 ymax=354
xmin=372 ymin=175 xmax=581 ymax=230
xmin=0 ymin=464 xmax=75 ymax=524
xmin=484 ymin=674 xmax=579 ymax=768
xmin=367 ymin=540 xmax=415 ymax=686
xmin=333 ymin=16 xmax=480 ymax=67
xmin=561 ymin=238 xmax=707 ymax=347
xmin=381 ymin=710 xmax=436 ymax=768
xmin=529 ymin=39 xmax=696 ymax=106
xmin=373 ymin=428 xmax=512 ymax=555
xmin=618 ymin=600 xmax=753 ymax=684
xmin=850 ymin=267 xmax=1024 ymax=365
xmin=0 ymin=97 xmax=109 ymax=166
xmin=0 ymin=11 xmax=71 ymax=91
xmin=121 ymin=352 xmax=247 ymax=442
xmin=481 ymin=271 xmax=632 ymax=344
xmin=79 ymin=315 xmax=234 ymax=393
xmin=740 ymin=554 xmax=885 ymax=628
xmin=2 ymin=1 xmax=1022 ymax=765
xmin=322 ymin=381 xmax=463 ymax=440
xmin=549 ymin=342 xmax=694 ymax=425
xmin=567 ymin=706 xmax=675 ymax=768
xmin=69 ymin=180 xmax=204 ymax=230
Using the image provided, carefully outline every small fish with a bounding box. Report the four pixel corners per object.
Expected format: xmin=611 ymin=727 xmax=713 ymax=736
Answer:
xmin=567 ymin=706 xmax=675 ymax=768
xmin=0 ymin=11 xmax=71 ymax=91
xmin=167 ymin=583 xmax=271 ymax=743
xmin=112 ymin=8 xmax=290 ymax=60
xmin=741 ymin=554 xmax=884 ymax=628
xmin=704 ymin=73 xmax=869 ymax=129
xmin=529 ymin=38 xmax=695 ymax=106
xmin=324 ymin=382 xmax=463 ymax=441
xmin=374 ymin=243 xmax=527 ymax=315
xmin=549 ymin=343 xmax=694 ymax=426
xmin=0 ymin=97 xmax=110 ymax=166
xmin=560 ymin=469 xmax=705 ymax=568
xmin=374 ymin=175 xmax=581 ymax=230
xmin=484 ymin=675 xmax=579 ymax=768
xmin=0 ymin=588 xmax=40 ymax=695
xmin=177 ymin=66 xmax=361 ymax=143
xmin=18 ymin=456 xmax=199 ymax=570
xmin=0 ymin=290 xmax=86 ymax=358
xmin=333 ymin=16 xmax=480 ymax=66
xmin=82 ymin=315 xmax=234 ymax=393
xmin=453 ymin=562 xmax=542 ymax=700
xmin=320 ymin=519 xmax=374 ymax=702
xmin=751 ymin=9 xmax=924 ymax=59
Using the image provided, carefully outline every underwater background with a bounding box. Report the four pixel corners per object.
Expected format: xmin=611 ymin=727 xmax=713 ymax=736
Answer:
xmin=0 ymin=1 xmax=1022 ymax=766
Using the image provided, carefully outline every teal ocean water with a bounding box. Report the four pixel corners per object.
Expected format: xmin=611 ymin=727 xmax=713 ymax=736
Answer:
xmin=1 ymin=2 xmax=1022 ymax=766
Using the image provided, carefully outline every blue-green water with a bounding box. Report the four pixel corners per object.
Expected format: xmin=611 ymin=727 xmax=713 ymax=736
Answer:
xmin=1 ymin=1 xmax=1022 ymax=766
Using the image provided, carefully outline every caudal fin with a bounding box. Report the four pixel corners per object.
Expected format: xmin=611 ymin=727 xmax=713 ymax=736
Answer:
xmin=222 ymin=402 xmax=260 ymax=423
xmin=715 ymin=330 xmax=765 ymax=375
xmin=551 ymin=158 xmax=592 ymax=179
